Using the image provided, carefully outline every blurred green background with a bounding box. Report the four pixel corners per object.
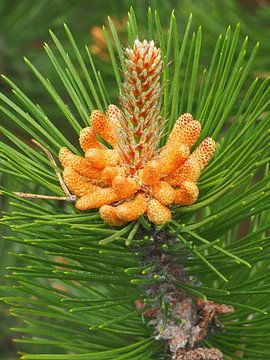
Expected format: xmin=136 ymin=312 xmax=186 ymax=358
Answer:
xmin=0 ymin=0 xmax=269 ymax=359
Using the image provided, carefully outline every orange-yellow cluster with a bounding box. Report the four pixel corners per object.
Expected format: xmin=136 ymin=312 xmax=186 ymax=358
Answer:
xmin=59 ymin=109 xmax=215 ymax=226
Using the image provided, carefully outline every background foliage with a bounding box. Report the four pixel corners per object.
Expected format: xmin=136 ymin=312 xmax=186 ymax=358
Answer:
xmin=0 ymin=0 xmax=270 ymax=359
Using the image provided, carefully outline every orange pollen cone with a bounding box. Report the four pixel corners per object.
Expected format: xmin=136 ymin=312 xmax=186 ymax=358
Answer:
xmin=59 ymin=40 xmax=215 ymax=226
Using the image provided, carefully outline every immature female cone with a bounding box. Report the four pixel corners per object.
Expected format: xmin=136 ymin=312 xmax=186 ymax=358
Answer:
xmin=59 ymin=39 xmax=216 ymax=226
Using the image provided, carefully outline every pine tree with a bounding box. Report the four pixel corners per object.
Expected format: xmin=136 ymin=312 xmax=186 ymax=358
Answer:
xmin=1 ymin=8 xmax=270 ymax=359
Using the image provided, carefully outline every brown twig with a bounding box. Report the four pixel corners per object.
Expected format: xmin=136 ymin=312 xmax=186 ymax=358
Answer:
xmin=0 ymin=139 xmax=76 ymax=202
xmin=31 ymin=139 xmax=71 ymax=197
xmin=13 ymin=192 xmax=75 ymax=201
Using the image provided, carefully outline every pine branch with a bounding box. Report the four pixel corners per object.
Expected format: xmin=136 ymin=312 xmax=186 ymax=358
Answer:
xmin=0 ymin=8 xmax=270 ymax=360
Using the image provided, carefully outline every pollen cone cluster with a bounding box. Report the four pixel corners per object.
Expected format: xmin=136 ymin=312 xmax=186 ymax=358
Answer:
xmin=59 ymin=40 xmax=215 ymax=226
